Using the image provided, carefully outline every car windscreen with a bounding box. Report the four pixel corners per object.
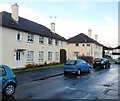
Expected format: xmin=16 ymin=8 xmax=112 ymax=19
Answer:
xmin=94 ymin=58 xmax=102 ymax=61
xmin=65 ymin=60 xmax=77 ymax=65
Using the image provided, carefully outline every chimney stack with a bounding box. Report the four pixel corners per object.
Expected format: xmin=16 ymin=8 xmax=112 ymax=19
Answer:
xmin=50 ymin=22 xmax=55 ymax=33
xmin=88 ymin=29 xmax=91 ymax=38
xmin=95 ymin=35 xmax=98 ymax=41
xmin=11 ymin=3 xmax=19 ymax=22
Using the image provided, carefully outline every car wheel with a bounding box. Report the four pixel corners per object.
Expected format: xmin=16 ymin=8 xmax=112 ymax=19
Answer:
xmin=103 ymin=65 xmax=106 ymax=69
xmin=3 ymin=83 xmax=15 ymax=96
xmin=77 ymin=69 xmax=81 ymax=76
xmin=88 ymin=67 xmax=92 ymax=73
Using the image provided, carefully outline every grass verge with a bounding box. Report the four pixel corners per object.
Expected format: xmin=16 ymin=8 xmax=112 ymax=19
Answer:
xmin=12 ymin=64 xmax=64 ymax=73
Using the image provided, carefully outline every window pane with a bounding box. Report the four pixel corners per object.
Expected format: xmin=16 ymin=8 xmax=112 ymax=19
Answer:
xmin=0 ymin=67 xmax=6 ymax=76
xmin=28 ymin=33 xmax=34 ymax=42
xmin=48 ymin=52 xmax=52 ymax=60
xmin=39 ymin=35 xmax=44 ymax=43
xmin=27 ymin=51 xmax=34 ymax=61
xmin=39 ymin=51 xmax=44 ymax=60
xmin=16 ymin=31 xmax=20 ymax=40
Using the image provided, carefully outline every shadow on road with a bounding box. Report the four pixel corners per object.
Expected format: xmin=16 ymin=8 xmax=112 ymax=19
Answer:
xmin=1 ymin=95 xmax=16 ymax=101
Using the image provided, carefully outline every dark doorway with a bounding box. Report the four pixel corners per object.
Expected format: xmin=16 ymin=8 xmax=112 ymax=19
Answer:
xmin=60 ymin=49 xmax=66 ymax=64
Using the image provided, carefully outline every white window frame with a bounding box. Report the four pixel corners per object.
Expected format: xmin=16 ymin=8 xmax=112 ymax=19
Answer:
xmin=48 ymin=37 xmax=53 ymax=45
xmin=48 ymin=52 xmax=52 ymax=60
xmin=39 ymin=51 xmax=44 ymax=61
xmin=39 ymin=35 xmax=44 ymax=44
xmin=55 ymin=39 xmax=59 ymax=46
xmin=87 ymin=44 xmax=90 ymax=46
xmin=16 ymin=31 xmax=21 ymax=41
xmin=28 ymin=33 xmax=34 ymax=42
xmin=27 ymin=51 xmax=34 ymax=62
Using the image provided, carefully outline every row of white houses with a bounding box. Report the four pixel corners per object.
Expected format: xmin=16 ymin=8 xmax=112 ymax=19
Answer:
xmin=0 ymin=4 xmax=103 ymax=68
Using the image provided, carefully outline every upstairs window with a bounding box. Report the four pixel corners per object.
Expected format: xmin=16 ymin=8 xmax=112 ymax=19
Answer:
xmin=28 ymin=33 xmax=34 ymax=42
xmin=76 ymin=43 xmax=79 ymax=46
xmin=55 ymin=39 xmax=59 ymax=46
xmin=82 ymin=44 xmax=85 ymax=46
xmin=48 ymin=38 xmax=52 ymax=45
xmin=16 ymin=31 xmax=21 ymax=41
xmin=87 ymin=44 xmax=90 ymax=46
xmin=39 ymin=35 xmax=44 ymax=44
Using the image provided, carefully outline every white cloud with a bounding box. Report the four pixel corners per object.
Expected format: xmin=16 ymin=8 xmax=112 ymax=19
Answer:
xmin=0 ymin=3 xmax=118 ymax=47
xmin=0 ymin=3 xmax=11 ymax=12
xmin=77 ymin=2 xmax=95 ymax=11
xmin=105 ymin=17 xmax=117 ymax=25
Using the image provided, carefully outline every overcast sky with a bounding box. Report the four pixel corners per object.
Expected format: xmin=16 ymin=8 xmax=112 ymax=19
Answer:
xmin=0 ymin=1 xmax=118 ymax=47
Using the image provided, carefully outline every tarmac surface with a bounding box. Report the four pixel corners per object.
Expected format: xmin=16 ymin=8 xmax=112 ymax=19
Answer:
xmin=2 ymin=63 xmax=120 ymax=100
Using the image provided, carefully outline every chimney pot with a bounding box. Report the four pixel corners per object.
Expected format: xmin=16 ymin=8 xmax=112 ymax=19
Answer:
xmin=50 ymin=22 xmax=55 ymax=33
xmin=95 ymin=35 xmax=98 ymax=41
xmin=88 ymin=29 xmax=91 ymax=38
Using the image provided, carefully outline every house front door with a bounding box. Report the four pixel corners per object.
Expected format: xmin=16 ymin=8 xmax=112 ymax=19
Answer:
xmin=15 ymin=51 xmax=21 ymax=68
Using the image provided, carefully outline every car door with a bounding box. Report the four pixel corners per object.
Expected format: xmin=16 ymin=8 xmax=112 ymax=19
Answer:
xmin=81 ymin=60 xmax=88 ymax=71
xmin=1 ymin=66 xmax=7 ymax=88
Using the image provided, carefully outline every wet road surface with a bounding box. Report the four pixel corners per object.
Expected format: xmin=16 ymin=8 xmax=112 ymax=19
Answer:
xmin=2 ymin=63 xmax=120 ymax=100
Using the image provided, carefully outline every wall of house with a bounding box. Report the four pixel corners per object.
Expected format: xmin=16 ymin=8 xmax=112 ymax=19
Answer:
xmin=2 ymin=27 xmax=67 ymax=68
xmin=67 ymin=43 xmax=103 ymax=60
xmin=67 ymin=43 xmax=93 ymax=59
xmin=92 ymin=43 xmax=103 ymax=58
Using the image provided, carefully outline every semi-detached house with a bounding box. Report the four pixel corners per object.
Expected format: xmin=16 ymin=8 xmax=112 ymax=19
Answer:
xmin=0 ymin=4 xmax=104 ymax=69
xmin=0 ymin=4 xmax=67 ymax=68
xmin=67 ymin=32 xmax=103 ymax=60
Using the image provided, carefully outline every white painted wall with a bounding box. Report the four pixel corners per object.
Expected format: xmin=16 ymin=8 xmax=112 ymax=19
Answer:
xmin=2 ymin=27 xmax=67 ymax=68
xmin=67 ymin=43 xmax=103 ymax=60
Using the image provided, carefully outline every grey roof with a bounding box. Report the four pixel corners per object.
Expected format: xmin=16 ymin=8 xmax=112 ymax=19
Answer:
xmin=67 ymin=33 xmax=103 ymax=46
xmin=114 ymin=45 xmax=120 ymax=49
xmin=0 ymin=11 xmax=66 ymax=41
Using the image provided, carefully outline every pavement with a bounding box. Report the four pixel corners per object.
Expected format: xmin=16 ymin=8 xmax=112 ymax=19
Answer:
xmin=15 ymin=64 xmax=119 ymax=99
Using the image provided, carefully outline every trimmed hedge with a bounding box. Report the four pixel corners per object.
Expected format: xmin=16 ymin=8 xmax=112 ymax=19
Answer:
xmin=77 ymin=56 xmax=93 ymax=64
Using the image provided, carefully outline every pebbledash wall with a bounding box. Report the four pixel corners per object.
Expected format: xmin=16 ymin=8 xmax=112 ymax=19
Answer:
xmin=1 ymin=27 xmax=68 ymax=68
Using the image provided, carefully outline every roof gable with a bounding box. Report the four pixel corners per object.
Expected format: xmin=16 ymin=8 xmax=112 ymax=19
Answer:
xmin=67 ymin=33 xmax=103 ymax=46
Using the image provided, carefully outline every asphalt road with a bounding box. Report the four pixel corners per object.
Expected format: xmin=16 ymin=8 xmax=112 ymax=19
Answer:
xmin=2 ymin=63 xmax=120 ymax=100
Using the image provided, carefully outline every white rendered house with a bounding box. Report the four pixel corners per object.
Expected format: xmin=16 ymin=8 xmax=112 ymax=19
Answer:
xmin=0 ymin=4 xmax=67 ymax=68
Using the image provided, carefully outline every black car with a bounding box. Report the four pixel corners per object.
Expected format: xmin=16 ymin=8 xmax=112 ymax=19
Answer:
xmin=93 ymin=58 xmax=110 ymax=69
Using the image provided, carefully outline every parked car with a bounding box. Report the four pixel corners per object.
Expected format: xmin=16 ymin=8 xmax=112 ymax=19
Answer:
xmin=115 ymin=57 xmax=120 ymax=64
xmin=93 ymin=58 xmax=110 ymax=69
xmin=64 ymin=59 xmax=92 ymax=75
xmin=0 ymin=65 xmax=17 ymax=96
